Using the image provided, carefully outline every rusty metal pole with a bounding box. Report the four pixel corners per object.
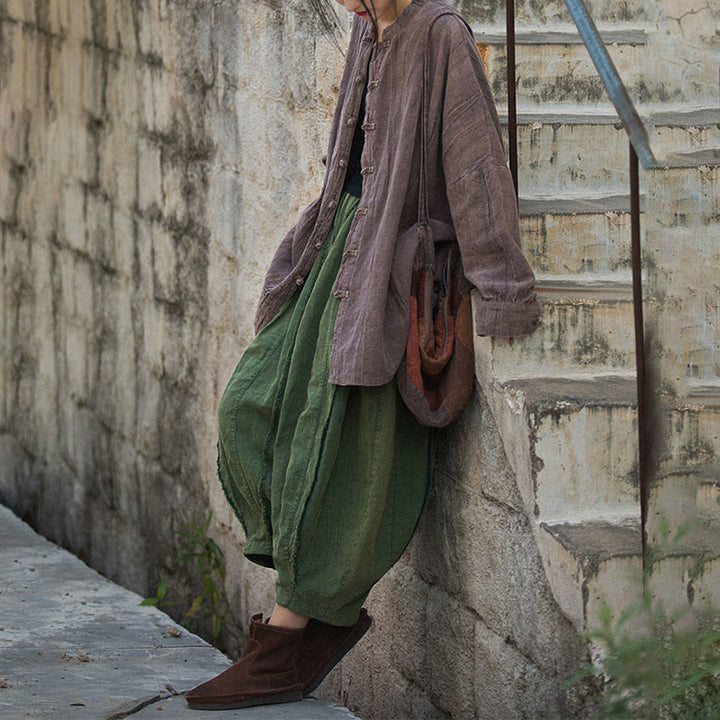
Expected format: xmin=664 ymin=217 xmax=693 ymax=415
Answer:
xmin=506 ymin=0 xmax=518 ymax=198
xmin=629 ymin=141 xmax=648 ymax=567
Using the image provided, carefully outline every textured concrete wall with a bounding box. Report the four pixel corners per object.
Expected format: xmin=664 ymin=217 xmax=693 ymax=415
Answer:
xmin=639 ymin=0 xmax=720 ymax=610
xmin=0 ymin=0 xmax=342 ymax=655
xmin=645 ymin=0 xmax=720 ymax=107
xmin=644 ymin=159 xmax=720 ymax=602
xmin=0 ymin=1 xmax=596 ymax=718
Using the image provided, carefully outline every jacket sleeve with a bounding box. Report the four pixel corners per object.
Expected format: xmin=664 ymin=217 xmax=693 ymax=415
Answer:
xmin=437 ymin=16 xmax=541 ymax=337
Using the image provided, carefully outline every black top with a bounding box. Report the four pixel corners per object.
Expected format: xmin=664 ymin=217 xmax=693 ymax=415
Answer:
xmin=343 ymin=62 xmax=370 ymax=198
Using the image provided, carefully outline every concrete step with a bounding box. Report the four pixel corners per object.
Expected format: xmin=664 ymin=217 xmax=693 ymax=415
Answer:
xmin=501 ymin=114 xmax=629 ymax=195
xmin=664 ymin=147 xmax=720 ymax=169
xmin=534 ymin=271 xmax=634 ymax=299
xmin=647 ymin=470 xmax=720 ymax=617
xmin=649 ymin=108 xmax=720 ymax=163
xmin=499 ymin=109 xmax=720 ymax=194
xmin=490 ymin=274 xmax=636 ymax=377
xmin=505 ymin=114 xmax=720 ymax=168
xmin=519 ymin=194 xmax=633 ymax=275
xmin=539 ymin=519 xmax=642 ymax=631
xmin=647 ymin=529 xmax=720 ymax=618
xmin=643 ymin=406 xmax=720 ymax=598
xmin=644 ymin=160 xmax=720 ymax=391
xmin=506 ymin=375 xmax=639 ymax=524
xmin=663 ymin=404 xmax=720 ymax=475
xmin=460 ymin=0 xmax=646 ymax=27
xmin=474 ymin=356 xmax=642 ymax=634
xmin=649 ymin=464 xmax=720 ymax=539
xmin=475 ymin=28 xmax=647 ymax=107
xmin=539 ymin=517 xmax=719 ymax=633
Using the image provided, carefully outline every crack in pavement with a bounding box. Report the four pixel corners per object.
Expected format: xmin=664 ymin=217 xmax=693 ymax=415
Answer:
xmin=102 ymin=685 xmax=181 ymax=719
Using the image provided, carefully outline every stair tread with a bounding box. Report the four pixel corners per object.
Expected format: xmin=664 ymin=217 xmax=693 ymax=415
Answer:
xmin=664 ymin=148 xmax=720 ymax=168
xmin=541 ymin=519 xmax=642 ymax=564
xmin=650 ymin=108 xmax=720 ymax=127
xmin=536 ymin=270 xmax=632 ymax=285
xmin=506 ymin=374 xmax=637 ymax=408
xmin=686 ymin=379 xmax=720 ymax=404
xmin=500 ymin=111 xmax=624 ymax=125
xmin=498 ymin=106 xmax=719 ymax=127
xmin=519 ymin=193 xmax=639 ymax=216
xmin=652 ymin=519 xmax=720 ymax=559
xmin=473 ymin=27 xmax=647 ymax=45
xmin=660 ymin=459 xmax=720 ymax=481
xmin=534 ymin=272 xmax=634 ymax=301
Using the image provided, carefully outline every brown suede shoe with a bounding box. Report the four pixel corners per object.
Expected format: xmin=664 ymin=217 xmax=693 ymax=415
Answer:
xmin=298 ymin=608 xmax=373 ymax=696
xmin=185 ymin=613 xmax=304 ymax=710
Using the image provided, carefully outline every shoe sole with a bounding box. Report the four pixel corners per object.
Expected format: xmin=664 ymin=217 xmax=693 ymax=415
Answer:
xmin=186 ymin=689 xmax=304 ymax=710
xmin=303 ymin=613 xmax=373 ymax=696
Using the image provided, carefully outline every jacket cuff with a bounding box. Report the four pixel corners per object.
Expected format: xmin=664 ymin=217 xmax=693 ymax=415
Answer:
xmin=473 ymin=295 xmax=542 ymax=337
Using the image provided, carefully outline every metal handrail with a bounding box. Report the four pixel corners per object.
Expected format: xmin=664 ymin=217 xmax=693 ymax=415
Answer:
xmin=563 ymin=0 xmax=657 ymax=170
xmin=506 ymin=0 xmax=518 ymax=197
xmin=505 ymin=0 xmax=657 ymax=170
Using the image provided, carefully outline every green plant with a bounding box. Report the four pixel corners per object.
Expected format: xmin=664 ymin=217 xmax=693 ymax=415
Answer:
xmin=140 ymin=576 xmax=172 ymax=610
xmin=569 ymin=519 xmax=720 ymax=719
xmin=141 ymin=512 xmax=227 ymax=643
xmin=573 ymin=599 xmax=720 ymax=719
xmin=175 ymin=511 xmax=226 ymax=641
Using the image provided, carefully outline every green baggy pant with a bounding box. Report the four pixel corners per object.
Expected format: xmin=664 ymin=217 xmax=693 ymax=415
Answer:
xmin=217 ymin=193 xmax=432 ymax=626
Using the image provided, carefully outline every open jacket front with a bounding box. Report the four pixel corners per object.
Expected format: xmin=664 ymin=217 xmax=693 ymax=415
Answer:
xmin=254 ymin=0 xmax=541 ymax=387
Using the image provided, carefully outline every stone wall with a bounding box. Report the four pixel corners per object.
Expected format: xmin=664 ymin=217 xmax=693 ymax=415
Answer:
xmin=0 ymin=1 xmax=593 ymax=717
xmin=0 ymin=0 xmax=342 ymax=653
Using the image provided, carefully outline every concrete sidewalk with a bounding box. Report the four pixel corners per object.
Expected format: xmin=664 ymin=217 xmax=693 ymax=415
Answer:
xmin=0 ymin=505 xmax=360 ymax=720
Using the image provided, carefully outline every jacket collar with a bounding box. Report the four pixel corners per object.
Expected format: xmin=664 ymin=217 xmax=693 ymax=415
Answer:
xmin=366 ymin=0 xmax=427 ymax=44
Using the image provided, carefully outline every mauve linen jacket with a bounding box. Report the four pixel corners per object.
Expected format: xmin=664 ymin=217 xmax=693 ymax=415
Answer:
xmin=254 ymin=0 xmax=541 ymax=386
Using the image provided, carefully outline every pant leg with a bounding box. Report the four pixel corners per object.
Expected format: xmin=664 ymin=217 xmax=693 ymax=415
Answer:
xmin=216 ymin=292 xmax=299 ymax=566
xmin=215 ymin=194 xmax=359 ymax=566
xmin=274 ymin=377 xmax=432 ymax=626
xmin=265 ymin=198 xmax=432 ymax=626
xmin=217 ymin=192 xmax=433 ymax=625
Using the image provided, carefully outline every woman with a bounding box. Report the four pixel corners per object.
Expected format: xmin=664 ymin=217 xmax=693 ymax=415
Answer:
xmin=186 ymin=0 xmax=540 ymax=710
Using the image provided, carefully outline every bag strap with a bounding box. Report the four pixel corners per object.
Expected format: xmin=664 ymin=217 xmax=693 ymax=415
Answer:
xmin=417 ymin=12 xmax=474 ymax=269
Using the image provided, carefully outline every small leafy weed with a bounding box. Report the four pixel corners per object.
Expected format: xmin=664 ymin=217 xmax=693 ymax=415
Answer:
xmin=141 ymin=512 xmax=226 ymax=643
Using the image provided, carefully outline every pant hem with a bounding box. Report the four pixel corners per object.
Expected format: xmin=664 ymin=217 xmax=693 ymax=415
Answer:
xmin=275 ymin=585 xmax=365 ymax=627
xmin=244 ymin=539 xmax=274 ymax=569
